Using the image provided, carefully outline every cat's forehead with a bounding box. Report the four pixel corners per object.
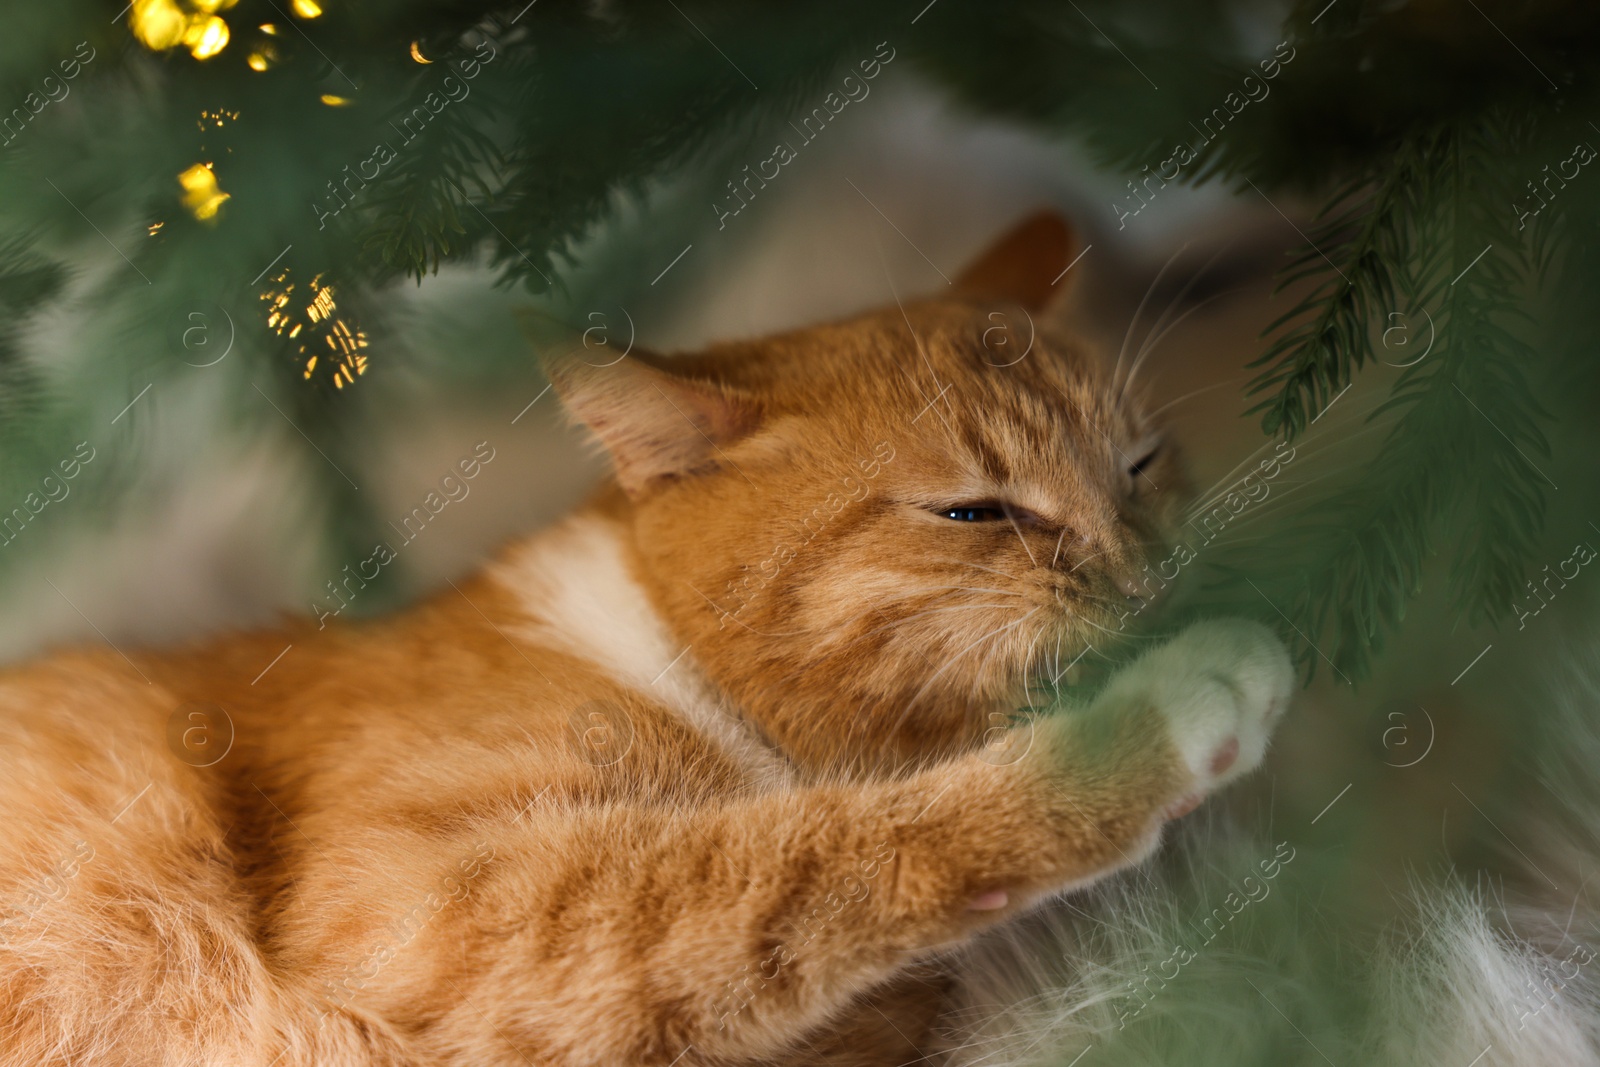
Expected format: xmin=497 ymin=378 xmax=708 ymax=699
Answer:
xmin=696 ymin=300 xmax=1145 ymax=505
xmin=738 ymin=301 xmax=1132 ymax=440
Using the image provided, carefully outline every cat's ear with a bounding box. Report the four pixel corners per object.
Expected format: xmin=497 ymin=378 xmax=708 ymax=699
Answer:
xmin=953 ymin=211 xmax=1078 ymax=311
xmin=544 ymin=352 xmax=761 ymax=496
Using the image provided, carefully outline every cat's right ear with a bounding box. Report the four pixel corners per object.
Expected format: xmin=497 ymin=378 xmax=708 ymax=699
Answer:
xmin=543 ymin=352 xmax=762 ymax=497
xmin=953 ymin=210 xmax=1079 ymax=312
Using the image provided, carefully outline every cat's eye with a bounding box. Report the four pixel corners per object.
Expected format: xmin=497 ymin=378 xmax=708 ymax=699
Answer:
xmin=933 ymin=501 xmax=1041 ymax=523
xmin=941 ymin=505 xmax=1007 ymax=522
xmin=1128 ymin=441 xmax=1162 ymax=479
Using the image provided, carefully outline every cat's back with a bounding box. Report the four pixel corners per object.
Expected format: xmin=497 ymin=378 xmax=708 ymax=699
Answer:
xmin=0 ymin=501 xmax=792 ymax=1065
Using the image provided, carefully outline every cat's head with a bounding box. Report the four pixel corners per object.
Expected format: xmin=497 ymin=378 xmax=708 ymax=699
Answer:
xmin=548 ymin=214 xmax=1187 ymax=774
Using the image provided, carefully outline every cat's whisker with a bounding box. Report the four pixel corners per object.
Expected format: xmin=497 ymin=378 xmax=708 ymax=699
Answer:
xmin=1112 ymin=242 xmax=1189 ymax=399
xmin=1076 ymin=615 xmax=1162 ymax=642
xmin=1003 ymin=506 xmax=1039 ymax=568
xmin=847 ymin=603 xmax=1026 ymax=642
xmin=977 ymin=621 xmax=1029 ymax=696
xmin=1007 ymin=618 xmax=1059 ymax=700
xmin=1120 ymin=250 xmax=1228 ymax=400
xmin=924 ymin=557 xmax=1021 ymax=582
xmin=1028 ymin=625 xmax=1055 ymax=687
xmin=1140 ymin=244 xmax=1225 ymax=339
xmin=1144 ymin=375 xmax=1246 ymax=421
xmin=893 ymin=608 xmax=1041 ymax=726
xmin=1182 ymin=386 xmax=1394 ymax=520
xmin=1067 ymin=551 xmax=1102 ymax=575
xmin=1228 ymin=472 xmax=1356 ymax=521
xmin=822 ymin=601 xmax=1031 ymax=662
xmin=1181 ymin=439 xmax=1287 ymax=520
xmin=1049 ymin=525 xmax=1069 ymax=570
xmin=1123 ymin=284 xmax=1241 ymax=399
xmin=1192 ymin=465 xmax=1381 ymax=551
xmin=1017 ymin=618 xmax=1068 ymax=689
xmin=1276 ymin=413 xmax=1394 ymax=468
xmin=1183 ymin=393 xmax=1389 ymax=520
xmin=817 ymin=585 xmax=1028 ymax=639
xmin=1183 ymin=415 xmax=1390 ymax=524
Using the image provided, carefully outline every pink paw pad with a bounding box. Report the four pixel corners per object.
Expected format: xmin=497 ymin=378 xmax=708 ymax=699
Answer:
xmin=1209 ymin=736 xmax=1240 ymax=776
xmin=966 ymin=888 xmax=1009 ymax=912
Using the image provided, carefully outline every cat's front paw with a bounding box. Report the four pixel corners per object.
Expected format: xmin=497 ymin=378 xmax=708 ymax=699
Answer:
xmin=1102 ymin=618 xmax=1293 ymax=817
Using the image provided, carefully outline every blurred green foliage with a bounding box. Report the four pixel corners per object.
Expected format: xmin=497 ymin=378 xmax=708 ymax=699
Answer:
xmin=0 ymin=0 xmax=1598 ymax=678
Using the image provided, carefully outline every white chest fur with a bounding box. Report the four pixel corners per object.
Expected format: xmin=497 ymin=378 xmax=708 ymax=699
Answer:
xmin=492 ymin=512 xmax=792 ymax=789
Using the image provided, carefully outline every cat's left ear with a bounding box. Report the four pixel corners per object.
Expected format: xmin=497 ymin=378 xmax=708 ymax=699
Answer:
xmin=953 ymin=210 xmax=1079 ymax=312
xmin=544 ymin=351 xmax=761 ymax=497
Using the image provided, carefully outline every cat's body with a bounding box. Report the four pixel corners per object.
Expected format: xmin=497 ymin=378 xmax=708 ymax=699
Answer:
xmin=0 ymin=215 xmax=1292 ymax=1066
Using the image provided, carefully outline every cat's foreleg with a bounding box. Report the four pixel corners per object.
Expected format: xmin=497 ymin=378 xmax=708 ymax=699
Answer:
xmin=425 ymin=619 xmax=1289 ymax=1067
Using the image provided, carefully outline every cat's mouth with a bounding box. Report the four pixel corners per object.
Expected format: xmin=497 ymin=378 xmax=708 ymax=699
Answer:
xmin=1020 ymin=584 xmax=1166 ymax=696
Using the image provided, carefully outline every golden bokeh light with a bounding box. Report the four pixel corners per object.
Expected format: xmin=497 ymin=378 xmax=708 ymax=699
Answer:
xmin=177 ymin=163 xmax=230 ymax=221
xmin=197 ymin=107 xmax=239 ymax=131
xmin=409 ymin=40 xmax=432 ymax=64
xmin=319 ymin=94 xmax=352 ymax=106
xmin=187 ymin=16 xmax=229 ymax=59
xmin=130 ymin=0 xmax=235 ymax=59
xmin=291 ymin=0 xmax=323 ymax=18
xmin=260 ymin=269 xmax=370 ymax=389
xmin=130 ymin=0 xmax=189 ymax=51
xmin=247 ymin=51 xmax=270 ymax=71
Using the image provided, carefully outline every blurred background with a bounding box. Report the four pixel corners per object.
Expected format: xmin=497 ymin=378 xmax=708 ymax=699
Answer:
xmin=4 ymin=1 xmax=1600 ymax=1062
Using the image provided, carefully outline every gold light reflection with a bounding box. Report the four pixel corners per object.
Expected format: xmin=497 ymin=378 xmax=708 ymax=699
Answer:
xmin=291 ymin=0 xmax=323 ymax=18
xmin=319 ymin=94 xmax=352 ymax=106
xmin=188 ymin=17 xmax=229 ymax=59
xmin=247 ymin=51 xmax=270 ymax=71
xmin=130 ymin=0 xmax=188 ymax=50
xmin=197 ymin=107 xmax=239 ymax=131
xmin=130 ymin=0 xmax=237 ymax=59
xmin=260 ymin=269 xmax=370 ymax=389
xmin=178 ymin=162 xmax=229 ymax=221
xmin=409 ymin=40 xmax=432 ymax=64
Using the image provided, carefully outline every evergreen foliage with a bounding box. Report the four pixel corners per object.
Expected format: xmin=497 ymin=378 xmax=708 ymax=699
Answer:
xmin=1 ymin=0 xmax=1597 ymax=681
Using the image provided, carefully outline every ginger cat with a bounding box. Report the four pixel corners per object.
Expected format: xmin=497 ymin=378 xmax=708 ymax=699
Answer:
xmin=0 ymin=214 xmax=1291 ymax=1067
